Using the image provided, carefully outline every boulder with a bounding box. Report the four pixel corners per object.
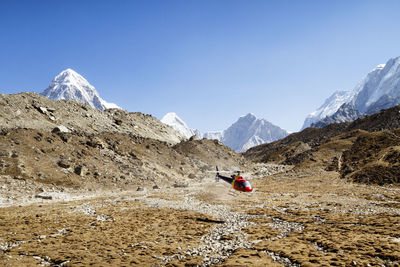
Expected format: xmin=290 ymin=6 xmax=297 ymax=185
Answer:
xmin=74 ymin=165 xmax=86 ymax=176
xmin=58 ymin=160 xmax=71 ymax=168
xmin=38 ymin=107 xmax=48 ymax=114
xmin=52 ymin=125 xmax=70 ymax=133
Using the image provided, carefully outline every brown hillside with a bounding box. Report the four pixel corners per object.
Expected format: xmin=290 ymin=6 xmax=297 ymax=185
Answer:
xmin=340 ymin=129 xmax=400 ymax=185
xmin=0 ymin=92 xmax=183 ymax=144
xmin=0 ymin=93 xmax=248 ymax=205
xmin=244 ymin=105 xmax=400 ymax=185
xmin=0 ymin=128 xmax=247 ymax=205
xmin=244 ymin=104 xmax=400 ymax=163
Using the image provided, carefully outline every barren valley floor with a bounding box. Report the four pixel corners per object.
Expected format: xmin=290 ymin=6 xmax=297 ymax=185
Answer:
xmin=1 ymin=167 xmax=400 ymax=266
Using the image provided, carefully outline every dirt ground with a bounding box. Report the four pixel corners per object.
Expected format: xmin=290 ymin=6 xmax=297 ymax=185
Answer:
xmin=1 ymin=166 xmax=399 ymax=266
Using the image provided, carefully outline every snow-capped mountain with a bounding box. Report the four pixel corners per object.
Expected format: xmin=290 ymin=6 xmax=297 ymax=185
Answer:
xmin=311 ymin=103 xmax=363 ymax=128
xmin=220 ymin=113 xmax=289 ymax=152
xmin=303 ymin=56 xmax=400 ymax=129
xmin=301 ymin=90 xmax=354 ymax=130
xmin=353 ymin=61 xmax=398 ymax=113
xmin=203 ymin=131 xmax=223 ymax=140
xmin=41 ymin=68 xmax=120 ymax=111
xmin=161 ymin=112 xmax=288 ymax=152
xmin=161 ymin=112 xmax=201 ymax=139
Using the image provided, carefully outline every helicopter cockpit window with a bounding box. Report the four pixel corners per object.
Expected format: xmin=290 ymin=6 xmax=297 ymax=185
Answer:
xmin=242 ymin=181 xmax=251 ymax=188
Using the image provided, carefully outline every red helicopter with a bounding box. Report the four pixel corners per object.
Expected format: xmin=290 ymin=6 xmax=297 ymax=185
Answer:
xmin=214 ymin=166 xmax=253 ymax=192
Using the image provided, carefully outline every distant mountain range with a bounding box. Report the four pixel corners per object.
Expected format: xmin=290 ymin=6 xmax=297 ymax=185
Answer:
xmin=41 ymin=68 xmax=120 ymax=111
xmin=161 ymin=112 xmax=288 ymax=152
xmin=303 ymin=56 xmax=400 ymax=129
xmin=44 ymin=59 xmax=400 ymax=153
xmin=39 ymin=70 xmax=288 ymax=153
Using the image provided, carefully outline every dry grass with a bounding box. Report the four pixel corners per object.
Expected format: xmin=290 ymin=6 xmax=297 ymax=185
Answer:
xmin=0 ymin=199 xmax=213 ymax=266
xmin=1 ymin=168 xmax=399 ymax=266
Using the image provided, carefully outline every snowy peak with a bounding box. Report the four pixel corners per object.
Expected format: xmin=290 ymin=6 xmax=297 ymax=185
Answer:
xmin=301 ymin=90 xmax=354 ymax=129
xmin=161 ymin=112 xmax=288 ymax=152
xmin=221 ymin=113 xmax=289 ymax=152
xmin=161 ymin=112 xmax=200 ymax=139
xmin=41 ymin=68 xmax=120 ymax=111
xmin=53 ymin=68 xmax=88 ymax=86
xmin=239 ymin=113 xmax=256 ymax=120
xmin=303 ymin=56 xmax=400 ymax=129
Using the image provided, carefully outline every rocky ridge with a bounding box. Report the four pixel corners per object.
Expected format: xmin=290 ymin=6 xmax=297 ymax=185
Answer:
xmin=0 ymin=92 xmax=182 ymax=144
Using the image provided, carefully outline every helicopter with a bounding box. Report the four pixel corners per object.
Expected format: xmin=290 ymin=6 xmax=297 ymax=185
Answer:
xmin=214 ymin=166 xmax=253 ymax=192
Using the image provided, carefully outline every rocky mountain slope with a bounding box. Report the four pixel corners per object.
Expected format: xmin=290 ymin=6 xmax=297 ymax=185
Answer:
xmin=0 ymin=92 xmax=181 ymax=144
xmin=303 ymin=56 xmax=400 ymax=129
xmin=42 ymin=69 xmax=120 ymax=111
xmin=245 ymin=104 xmax=400 ymax=184
xmin=0 ymin=92 xmax=249 ymax=205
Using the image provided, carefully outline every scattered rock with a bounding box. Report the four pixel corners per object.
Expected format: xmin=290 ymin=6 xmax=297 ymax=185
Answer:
xmin=34 ymin=195 xmax=52 ymax=200
xmin=38 ymin=107 xmax=47 ymax=114
xmin=86 ymin=137 xmax=105 ymax=149
xmin=114 ymin=119 xmax=123 ymax=126
xmin=173 ymin=182 xmax=188 ymax=188
xmin=52 ymin=125 xmax=70 ymax=133
xmin=129 ymin=152 xmax=137 ymax=159
xmin=58 ymin=160 xmax=71 ymax=168
xmin=74 ymin=165 xmax=86 ymax=176
xmin=0 ymin=151 xmax=10 ymax=157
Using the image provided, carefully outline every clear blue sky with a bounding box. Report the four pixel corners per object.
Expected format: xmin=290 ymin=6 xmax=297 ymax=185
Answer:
xmin=1 ymin=0 xmax=400 ymax=133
